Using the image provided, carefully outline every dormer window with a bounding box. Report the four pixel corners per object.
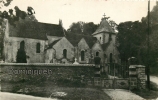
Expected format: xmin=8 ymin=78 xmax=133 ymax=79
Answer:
xmin=36 ymin=43 xmax=40 ymax=53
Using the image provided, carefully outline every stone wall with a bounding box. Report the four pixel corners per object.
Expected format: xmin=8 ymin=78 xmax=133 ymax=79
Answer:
xmin=53 ymin=37 xmax=74 ymax=61
xmin=90 ymin=78 xmax=129 ymax=89
xmin=93 ymin=33 xmax=104 ymax=44
xmin=4 ymin=37 xmax=47 ymax=63
xmin=92 ymin=42 xmax=104 ymax=62
xmin=104 ymin=42 xmax=120 ymax=64
xmin=77 ymin=38 xmax=91 ymax=63
xmin=129 ymin=65 xmax=146 ymax=90
xmin=0 ymin=63 xmax=95 ymax=92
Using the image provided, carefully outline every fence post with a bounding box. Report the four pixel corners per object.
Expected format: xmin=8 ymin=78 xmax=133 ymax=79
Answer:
xmin=94 ymin=64 xmax=101 ymax=86
xmin=94 ymin=56 xmax=101 ymax=86
xmin=136 ymin=65 xmax=146 ymax=89
xmin=129 ymin=65 xmax=137 ymax=90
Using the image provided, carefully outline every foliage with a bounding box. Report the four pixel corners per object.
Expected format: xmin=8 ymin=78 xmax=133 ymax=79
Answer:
xmin=142 ymin=2 xmax=158 ymax=26
xmin=0 ymin=17 xmax=5 ymax=59
xmin=16 ymin=48 xmax=27 ymax=63
xmin=117 ymin=2 xmax=158 ymax=75
xmin=67 ymin=21 xmax=98 ymax=35
xmin=0 ymin=6 xmax=37 ymax=59
xmin=117 ymin=21 xmax=147 ymax=64
xmin=0 ymin=0 xmax=13 ymax=8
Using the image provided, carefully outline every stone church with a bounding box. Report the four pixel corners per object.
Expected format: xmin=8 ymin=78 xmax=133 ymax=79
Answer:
xmin=2 ymin=9 xmax=120 ymax=64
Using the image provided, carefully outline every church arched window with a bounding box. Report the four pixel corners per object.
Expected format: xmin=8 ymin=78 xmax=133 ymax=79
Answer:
xmin=36 ymin=43 xmax=40 ymax=53
xmin=81 ymin=51 xmax=85 ymax=61
xmin=96 ymin=51 xmax=99 ymax=56
xmin=17 ymin=41 xmax=27 ymax=63
xmin=63 ymin=49 xmax=67 ymax=58
xmin=20 ymin=41 xmax=25 ymax=50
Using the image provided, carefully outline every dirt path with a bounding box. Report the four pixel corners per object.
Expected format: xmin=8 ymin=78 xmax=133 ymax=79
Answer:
xmin=150 ymin=76 xmax=158 ymax=85
xmin=103 ymin=89 xmax=144 ymax=100
xmin=150 ymin=76 xmax=158 ymax=100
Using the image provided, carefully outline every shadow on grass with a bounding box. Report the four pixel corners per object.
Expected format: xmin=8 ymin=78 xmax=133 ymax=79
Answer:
xmin=131 ymin=81 xmax=158 ymax=99
xmin=15 ymin=87 xmax=112 ymax=100
xmin=1 ymin=82 xmax=112 ymax=100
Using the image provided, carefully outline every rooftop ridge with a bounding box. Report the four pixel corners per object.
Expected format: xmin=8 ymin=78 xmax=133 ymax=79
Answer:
xmin=92 ymin=18 xmax=115 ymax=35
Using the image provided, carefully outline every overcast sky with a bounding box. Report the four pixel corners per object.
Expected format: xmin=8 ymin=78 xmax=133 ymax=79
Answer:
xmin=1 ymin=0 xmax=157 ymax=29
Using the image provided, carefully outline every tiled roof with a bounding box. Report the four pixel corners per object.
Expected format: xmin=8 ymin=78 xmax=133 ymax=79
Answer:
xmin=92 ymin=18 xmax=115 ymax=35
xmin=9 ymin=21 xmax=64 ymax=40
xmin=84 ymin=36 xmax=97 ymax=48
xmin=66 ymin=33 xmax=97 ymax=48
xmin=49 ymin=39 xmax=61 ymax=47
xmin=45 ymin=39 xmax=61 ymax=50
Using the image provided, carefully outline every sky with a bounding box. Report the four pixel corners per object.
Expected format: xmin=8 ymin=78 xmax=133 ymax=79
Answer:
xmin=1 ymin=0 xmax=157 ymax=29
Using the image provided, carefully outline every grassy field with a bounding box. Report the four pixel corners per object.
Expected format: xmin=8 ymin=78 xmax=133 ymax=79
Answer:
xmin=48 ymin=87 xmax=112 ymax=100
xmin=1 ymin=79 xmax=112 ymax=100
xmin=2 ymin=87 xmax=112 ymax=100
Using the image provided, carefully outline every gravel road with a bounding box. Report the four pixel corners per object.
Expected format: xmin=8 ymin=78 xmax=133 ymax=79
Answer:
xmin=103 ymin=89 xmax=144 ymax=100
xmin=150 ymin=76 xmax=158 ymax=100
xmin=150 ymin=76 xmax=158 ymax=85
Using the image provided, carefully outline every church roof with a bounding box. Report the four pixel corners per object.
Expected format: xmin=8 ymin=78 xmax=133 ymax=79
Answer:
xmin=45 ymin=39 xmax=61 ymax=50
xmin=84 ymin=36 xmax=97 ymax=48
xmin=65 ymin=33 xmax=97 ymax=48
xmin=9 ymin=21 xmax=64 ymax=40
xmin=92 ymin=18 xmax=115 ymax=35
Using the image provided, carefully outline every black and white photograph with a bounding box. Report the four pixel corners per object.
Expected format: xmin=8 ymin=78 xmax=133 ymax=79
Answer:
xmin=0 ymin=0 xmax=158 ymax=100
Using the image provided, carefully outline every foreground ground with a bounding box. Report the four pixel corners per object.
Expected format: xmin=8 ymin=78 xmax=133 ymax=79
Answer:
xmin=48 ymin=87 xmax=112 ymax=100
xmin=0 ymin=88 xmax=112 ymax=100
xmin=131 ymin=76 xmax=158 ymax=100
xmin=1 ymin=76 xmax=158 ymax=100
xmin=0 ymin=92 xmax=57 ymax=100
xmin=103 ymin=89 xmax=144 ymax=100
xmin=103 ymin=76 xmax=158 ymax=100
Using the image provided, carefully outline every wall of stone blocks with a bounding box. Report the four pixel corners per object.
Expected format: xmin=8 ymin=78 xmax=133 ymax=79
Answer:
xmin=0 ymin=63 xmax=95 ymax=92
xmin=129 ymin=65 xmax=146 ymax=90
xmin=101 ymin=79 xmax=129 ymax=89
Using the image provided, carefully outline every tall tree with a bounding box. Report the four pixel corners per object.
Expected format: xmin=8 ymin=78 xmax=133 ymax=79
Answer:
xmin=117 ymin=21 xmax=147 ymax=64
xmin=0 ymin=6 xmax=37 ymax=59
xmin=117 ymin=1 xmax=158 ymax=75
xmin=0 ymin=0 xmax=13 ymax=8
xmin=0 ymin=0 xmax=13 ymax=59
xmin=142 ymin=2 xmax=158 ymax=26
xmin=68 ymin=21 xmax=98 ymax=35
